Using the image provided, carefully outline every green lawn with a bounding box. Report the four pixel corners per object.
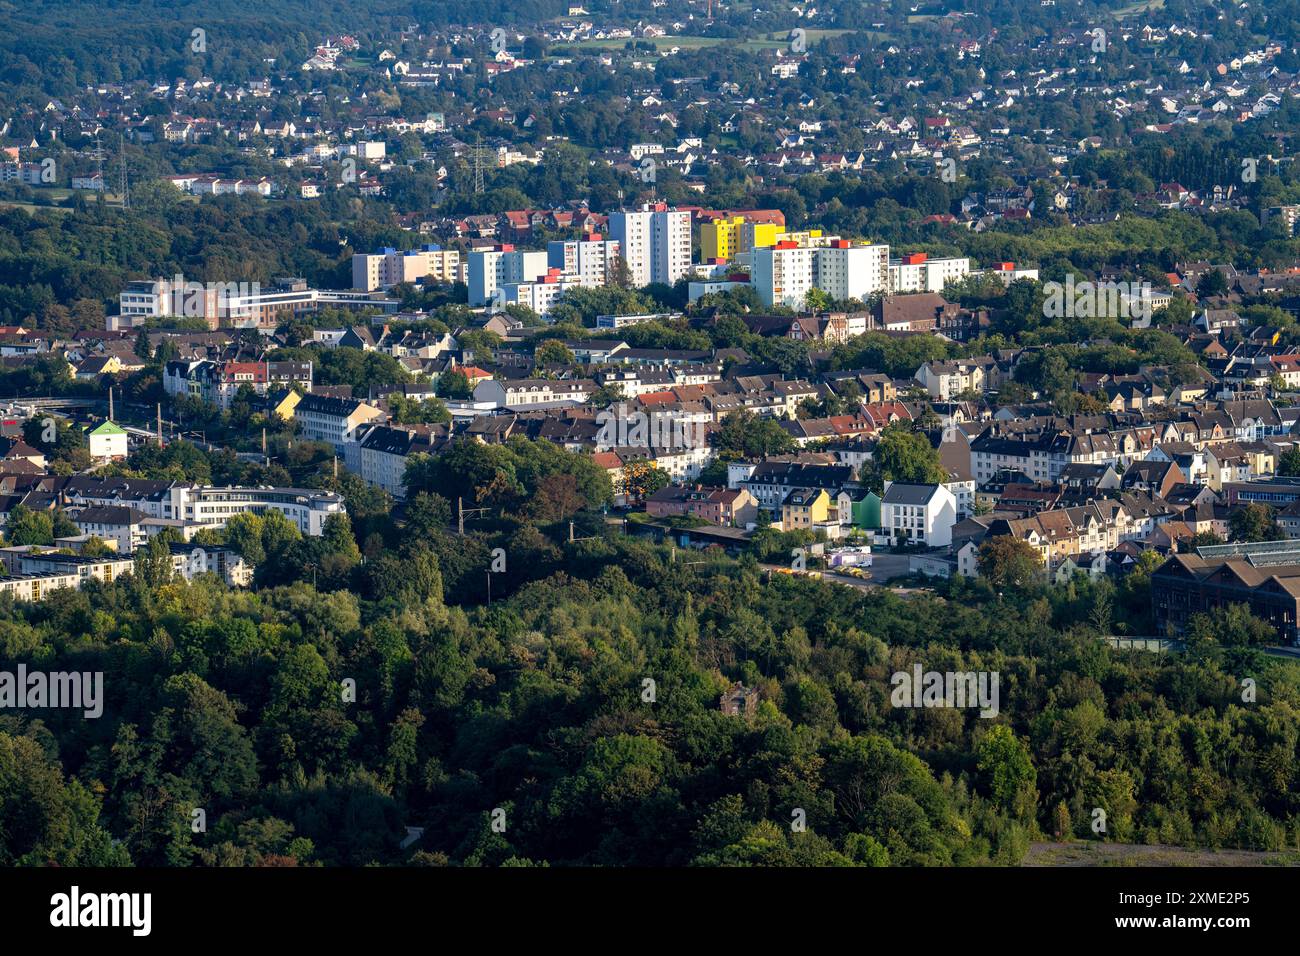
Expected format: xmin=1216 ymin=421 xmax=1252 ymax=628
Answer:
xmin=567 ymin=28 xmax=872 ymax=53
xmin=0 ymin=199 xmax=72 ymax=213
xmin=1113 ymin=0 xmax=1166 ymax=15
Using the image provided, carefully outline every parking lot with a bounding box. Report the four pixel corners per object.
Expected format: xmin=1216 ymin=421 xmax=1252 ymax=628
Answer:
xmin=763 ymin=552 xmax=919 ymax=591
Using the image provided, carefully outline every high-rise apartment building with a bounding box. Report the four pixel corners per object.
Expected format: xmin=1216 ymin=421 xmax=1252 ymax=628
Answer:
xmin=609 ymin=203 xmax=692 ymax=287
xmin=817 ymin=241 xmax=891 ymax=302
xmin=888 ymin=252 xmax=971 ymax=293
xmin=467 ymin=245 xmax=549 ymax=306
xmin=752 ymin=239 xmax=891 ymax=308
xmin=546 ymin=235 xmax=622 ymax=288
xmin=352 ymin=245 xmax=462 ymax=291
xmin=752 ymin=241 xmax=818 ymax=309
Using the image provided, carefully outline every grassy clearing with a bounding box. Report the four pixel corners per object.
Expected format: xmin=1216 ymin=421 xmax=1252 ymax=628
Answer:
xmin=568 ymin=28 xmax=871 ymax=53
xmin=0 ymin=199 xmax=72 ymax=213
xmin=1024 ymin=841 xmax=1300 ymax=867
xmin=1113 ymin=0 xmax=1166 ymax=16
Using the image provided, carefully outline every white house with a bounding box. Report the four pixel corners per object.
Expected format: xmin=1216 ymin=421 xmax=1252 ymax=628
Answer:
xmin=880 ymin=481 xmax=958 ymax=547
xmin=956 ymin=540 xmax=981 ymax=577
xmin=915 ymin=359 xmax=996 ymax=400
xmin=473 ymin=378 xmax=597 ymax=410
xmin=294 ymin=394 xmax=384 ymax=453
xmin=88 ymin=420 xmax=129 ymax=460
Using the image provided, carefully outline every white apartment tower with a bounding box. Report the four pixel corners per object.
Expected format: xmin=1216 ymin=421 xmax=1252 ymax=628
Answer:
xmin=500 ymin=271 xmax=585 ymax=315
xmin=752 ymin=241 xmax=817 ymax=309
xmin=889 ymin=253 xmax=971 ymax=293
xmin=816 ymin=241 xmax=891 ymax=302
xmin=752 ymin=239 xmax=892 ymax=309
xmin=352 ymin=245 xmax=462 ymax=291
xmin=467 ymin=245 xmax=549 ymax=306
xmin=547 ymin=235 xmax=622 ymax=288
xmin=609 ymin=203 xmax=692 ymax=288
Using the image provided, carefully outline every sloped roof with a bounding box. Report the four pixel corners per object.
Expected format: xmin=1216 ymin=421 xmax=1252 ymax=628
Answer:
xmin=90 ymin=420 xmax=127 ymax=436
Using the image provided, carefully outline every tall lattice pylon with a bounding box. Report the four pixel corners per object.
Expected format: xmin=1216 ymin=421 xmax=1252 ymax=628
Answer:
xmin=471 ymin=135 xmax=488 ymax=193
xmin=118 ymin=133 xmax=130 ymax=208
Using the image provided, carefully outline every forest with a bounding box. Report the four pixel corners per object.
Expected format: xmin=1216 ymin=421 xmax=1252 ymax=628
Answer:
xmin=3 ymin=425 xmax=1300 ymax=866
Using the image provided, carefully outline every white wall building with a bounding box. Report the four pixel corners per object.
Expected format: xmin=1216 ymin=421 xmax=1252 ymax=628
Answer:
xmin=880 ymin=481 xmax=958 ymax=547
xmin=169 ymin=543 xmax=253 ymax=587
xmin=73 ymin=506 xmax=148 ymax=553
xmin=978 ymin=262 xmax=1039 ymax=286
xmin=467 ymin=245 xmax=549 ymax=306
xmin=352 ymin=245 xmax=461 ymax=291
xmin=889 ymin=254 xmax=971 ymax=293
xmin=608 ymin=203 xmax=691 ymax=287
xmin=87 ymin=421 xmax=129 ymax=460
xmin=473 ymin=378 xmax=597 ymax=409
xmin=752 ymin=241 xmax=817 ymax=308
xmin=751 ymin=239 xmax=890 ymax=307
xmin=500 ymin=272 xmax=585 ymax=316
xmin=350 ymin=424 xmax=440 ymax=497
xmin=943 ymin=477 xmax=976 ymax=521
xmin=816 ymin=241 xmax=891 ymax=302
xmin=294 ymin=394 xmax=385 ymax=453
xmin=687 ymin=279 xmax=750 ymax=302
xmin=63 ymin=481 xmax=347 ymax=536
xmin=547 ymin=236 xmax=621 ymax=287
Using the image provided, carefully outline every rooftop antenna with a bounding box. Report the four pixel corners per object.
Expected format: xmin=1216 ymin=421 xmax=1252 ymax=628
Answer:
xmin=107 ymin=386 xmax=114 ymax=421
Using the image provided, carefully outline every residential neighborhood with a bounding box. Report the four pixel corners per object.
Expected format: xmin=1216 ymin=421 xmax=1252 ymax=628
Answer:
xmin=7 ymin=0 xmax=1300 ymax=892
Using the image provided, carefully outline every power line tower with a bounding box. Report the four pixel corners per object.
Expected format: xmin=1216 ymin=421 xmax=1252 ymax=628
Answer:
xmin=470 ymin=135 xmax=491 ymax=194
xmin=117 ymin=133 xmax=130 ymax=209
xmin=94 ymin=131 xmax=103 ymax=201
